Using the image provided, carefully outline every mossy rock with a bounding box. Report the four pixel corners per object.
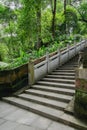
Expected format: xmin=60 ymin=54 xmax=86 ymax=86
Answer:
xmin=74 ymin=89 xmax=87 ymax=119
xmin=83 ymin=52 xmax=87 ymax=68
xmin=74 ymin=102 xmax=87 ymax=119
xmin=83 ymin=60 xmax=87 ymax=68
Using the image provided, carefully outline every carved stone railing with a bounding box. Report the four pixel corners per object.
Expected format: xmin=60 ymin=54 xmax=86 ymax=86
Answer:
xmin=32 ymin=40 xmax=87 ymax=83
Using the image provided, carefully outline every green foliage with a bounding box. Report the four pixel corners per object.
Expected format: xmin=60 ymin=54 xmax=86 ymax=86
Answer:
xmin=42 ymin=9 xmax=52 ymax=43
xmin=0 ymin=0 xmax=87 ymax=70
xmin=0 ymin=43 xmax=9 ymax=61
xmin=0 ymin=3 xmax=17 ymax=23
xmin=78 ymin=2 xmax=87 ymax=22
xmin=65 ymin=5 xmax=78 ymax=34
xmin=77 ymin=2 xmax=87 ymax=35
xmin=74 ymin=90 xmax=87 ymax=119
xmin=18 ymin=0 xmax=38 ymax=47
xmin=0 ymin=40 xmax=66 ymax=70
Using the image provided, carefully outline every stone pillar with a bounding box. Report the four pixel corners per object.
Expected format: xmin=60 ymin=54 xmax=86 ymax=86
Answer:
xmin=58 ymin=49 xmax=61 ymax=66
xmin=67 ymin=44 xmax=70 ymax=60
xmin=28 ymin=61 xmax=34 ymax=87
xmin=46 ymin=52 xmax=50 ymax=73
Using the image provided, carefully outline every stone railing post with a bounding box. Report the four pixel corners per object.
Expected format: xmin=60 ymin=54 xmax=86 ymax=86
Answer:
xmin=57 ymin=49 xmax=61 ymax=66
xmin=28 ymin=61 xmax=34 ymax=87
xmin=67 ymin=44 xmax=70 ymax=60
xmin=85 ymin=39 xmax=87 ymax=48
xmin=74 ymin=40 xmax=76 ymax=55
xmin=80 ymin=40 xmax=82 ymax=51
xmin=46 ymin=52 xmax=50 ymax=73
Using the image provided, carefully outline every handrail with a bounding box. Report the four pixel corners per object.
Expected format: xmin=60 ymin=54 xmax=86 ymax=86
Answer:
xmin=32 ymin=40 xmax=87 ymax=83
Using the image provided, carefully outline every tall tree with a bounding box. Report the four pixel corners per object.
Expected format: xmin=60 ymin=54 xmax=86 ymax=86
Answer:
xmin=50 ymin=0 xmax=57 ymax=39
xmin=35 ymin=0 xmax=42 ymax=49
xmin=64 ymin=0 xmax=67 ymax=34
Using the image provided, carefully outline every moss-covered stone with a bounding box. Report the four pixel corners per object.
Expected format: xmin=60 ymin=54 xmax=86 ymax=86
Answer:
xmin=75 ymin=67 xmax=87 ymax=119
xmin=74 ymin=89 xmax=87 ymax=119
xmin=83 ymin=50 xmax=87 ymax=68
xmin=0 ymin=63 xmax=28 ymax=97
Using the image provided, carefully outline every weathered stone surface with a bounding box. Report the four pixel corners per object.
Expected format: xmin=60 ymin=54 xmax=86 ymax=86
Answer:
xmin=15 ymin=124 xmax=43 ymax=130
xmin=0 ymin=121 xmax=19 ymax=130
xmin=76 ymin=68 xmax=87 ymax=80
xmin=0 ymin=119 xmax=6 ymax=125
xmin=0 ymin=107 xmax=17 ymax=118
xmin=31 ymin=116 xmax=52 ymax=130
xmin=17 ymin=112 xmax=39 ymax=125
xmin=4 ymin=109 xmax=27 ymax=121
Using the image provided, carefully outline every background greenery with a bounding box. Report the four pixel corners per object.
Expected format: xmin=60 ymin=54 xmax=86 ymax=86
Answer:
xmin=0 ymin=0 xmax=87 ymax=69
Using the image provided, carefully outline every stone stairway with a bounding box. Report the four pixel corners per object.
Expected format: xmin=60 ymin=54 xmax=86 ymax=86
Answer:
xmin=2 ymin=57 xmax=87 ymax=130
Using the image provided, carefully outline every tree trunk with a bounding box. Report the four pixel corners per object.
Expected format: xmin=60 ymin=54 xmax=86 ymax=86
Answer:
xmin=51 ymin=0 xmax=57 ymax=39
xmin=67 ymin=0 xmax=71 ymax=5
xmin=36 ymin=0 xmax=42 ymax=49
xmin=64 ymin=0 xmax=67 ymax=34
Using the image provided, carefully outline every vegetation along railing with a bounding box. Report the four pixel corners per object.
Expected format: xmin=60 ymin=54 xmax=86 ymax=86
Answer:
xmin=0 ymin=40 xmax=87 ymax=96
xmin=32 ymin=40 xmax=87 ymax=83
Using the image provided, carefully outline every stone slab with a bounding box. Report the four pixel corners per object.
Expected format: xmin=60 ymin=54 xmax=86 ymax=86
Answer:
xmin=0 ymin=107 xmax=17 ymax=118
xmin=15 ymin=124 xmax=43 ymax=130
xmin=17 ymin=111 xmax=39 ymax=125
xmin=4 ymin=109 xmax=27 ymax=121
xmin=0 ymin=120 xmax=19 ymax=130
xmin=31 ymin=116 xmax=52 ymax=130
xmin=0 ymin=119 xmax=6 ymax=125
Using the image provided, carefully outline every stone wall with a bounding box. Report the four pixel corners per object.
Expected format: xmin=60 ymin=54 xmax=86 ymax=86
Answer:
xmin=0 ymin=64 xmax=28 ymax=97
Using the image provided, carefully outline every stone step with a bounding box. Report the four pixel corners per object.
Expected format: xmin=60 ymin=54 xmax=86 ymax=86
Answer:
xmin=42 ymin=77 xmax=75 ymax=84
xmin=64 ymin=65 xmax=78 ymax=67
xmin=60 ymin=67 xmax=76 ymax=70
xmin=32 ymin=85 xmax=75 ymax=96
xmin=2 ymin=97 xmax=64 ymax=119
xmin=37 ymin=81 xmax=75 ymax=89
xmin=51 ymin=72 xmax=75 ymax=76
xmin=54 ymin=69 xmax=75 ymax=72
xmin=46 ymin=74 xmax=75 ymax=80
xmin=67 ymin=63 xmax=78 ymax=65
xmin=17 ymin=93 xmax=67 ymax=110
xmin=3 ymin=97 xmax=87 ymax=130
xmin=25 ymin=89 xmax=73 ymax=103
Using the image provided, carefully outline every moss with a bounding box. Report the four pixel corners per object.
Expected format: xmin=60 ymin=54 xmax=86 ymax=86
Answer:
xmin=74 ymin=90 xmax=87 ymax=119
xmin=83 ymin=52 xmax=87 ymax=68
xmin=75 ymin=90 xmax=87 ymax=108
xmin=74 ymin=101 xmax=87 ymax=119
